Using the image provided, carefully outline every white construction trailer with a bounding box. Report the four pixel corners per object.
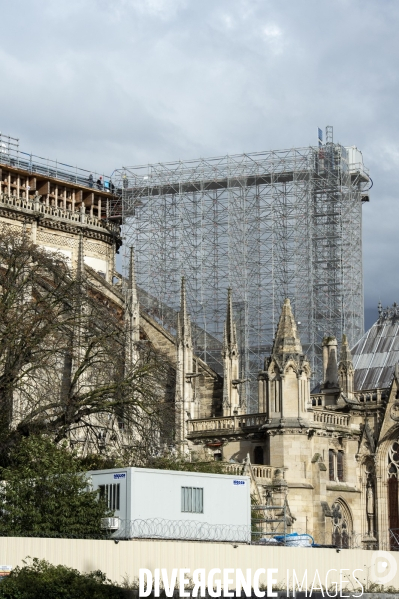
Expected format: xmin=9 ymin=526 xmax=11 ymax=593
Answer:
xmin=87 ymin=467 xmax=251 ymax=542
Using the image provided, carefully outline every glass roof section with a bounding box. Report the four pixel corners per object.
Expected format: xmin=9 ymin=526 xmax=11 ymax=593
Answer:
xmin=352 ymin=303 xmax=399 ymax=390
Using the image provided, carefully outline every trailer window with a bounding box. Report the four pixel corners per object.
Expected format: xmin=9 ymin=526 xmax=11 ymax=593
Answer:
xmin=98 ymin=484 xmax=120 ymax=511
xmin=181 ymin=487 xmax=203 ymax=513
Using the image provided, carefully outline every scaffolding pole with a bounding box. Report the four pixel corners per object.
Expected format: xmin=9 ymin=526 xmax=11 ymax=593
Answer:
xmin=114 ymin=129 xmax=369 ymax=411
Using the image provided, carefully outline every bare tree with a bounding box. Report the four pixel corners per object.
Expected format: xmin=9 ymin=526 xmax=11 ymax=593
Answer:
xmin=0 ymin=230 xmax=174 ymax=464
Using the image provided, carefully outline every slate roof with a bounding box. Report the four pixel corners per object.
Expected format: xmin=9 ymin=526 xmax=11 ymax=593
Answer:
xmin=352 ymin=304 xmax=399 ymax=390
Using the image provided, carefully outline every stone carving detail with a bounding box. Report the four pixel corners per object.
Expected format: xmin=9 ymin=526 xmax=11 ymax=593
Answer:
xmin=331 ymin=501 xmax=351 ymax=548
xmin=388 ymin=441 xmax=399 ymax=478
xmin=36 ymin=233 xmax=109 ymax=257
xmin=37 ymin=231 xmax=77 ymax=247
xmin=84 ymin=241 xmax=108 ymax=256
xmin=0 ymin=222 xmax=22 ymax=234
xmin=378 ymin=303 xmax=399 ymax=322
xmin=390 ymin=402 xmax=399 ymax=422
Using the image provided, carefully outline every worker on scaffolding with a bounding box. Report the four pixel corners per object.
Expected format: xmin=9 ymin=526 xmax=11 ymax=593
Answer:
xmin=96 ymin=176 xmax=103 ymax=190
xmin=88 ymin=174 xmax=94 ymax=188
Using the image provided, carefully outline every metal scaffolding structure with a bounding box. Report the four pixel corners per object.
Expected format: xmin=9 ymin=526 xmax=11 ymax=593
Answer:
xmin=114 ymin=128 xmax=370 ymax=411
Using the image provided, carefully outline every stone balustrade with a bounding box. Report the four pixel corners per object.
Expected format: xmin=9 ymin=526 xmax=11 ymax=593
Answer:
xmin=188 ymin=416 xmax=236 ymax=433
xmin=243 ymin=414 xmax=269 ymax=427
xmin=223 ymin=462 xmax=284 ymax=482
xmin=312 ymin=390 xmax=383 ymax=406
xmin=353 ymin=389 xmax=383 ymax=403
xmin=223 ymin=463 xmax=244 ymax=476
xmin=188 ymin=409 xmax=352 ymax=434
xmin=0 ymin=193 xmax=119 ymax=235
xmin=313 ymin=411 xmax=350 ymax=427
xmin=251 ymin=465 xmax=283 ymax=480
xmin=188 ymin=413 xmax=269 ymax=434
xmin=311 ymin=394 xmax=325 ymax=407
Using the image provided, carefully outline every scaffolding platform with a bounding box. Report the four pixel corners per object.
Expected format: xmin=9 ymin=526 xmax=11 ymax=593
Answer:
xmin=113 ymin=127 xmax=370 ymax=409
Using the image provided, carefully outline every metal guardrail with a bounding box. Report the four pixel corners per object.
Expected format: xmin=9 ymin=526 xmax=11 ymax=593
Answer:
xmin=389 ymin=528 xmax=399 ymax=551
xmin=251 ymin=505 xmax=287 ymax=543
xmin=0 ymin=133 xmax=115 ymax=192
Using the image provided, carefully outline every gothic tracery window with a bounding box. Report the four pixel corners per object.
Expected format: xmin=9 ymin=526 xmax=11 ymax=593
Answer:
xmin=388 ymin=441 xmax=399 ymax=478
xmin=387 ymin=441 xmax=399 ymax=539
xmin=331 ymin=501 xmax=351 ymax=548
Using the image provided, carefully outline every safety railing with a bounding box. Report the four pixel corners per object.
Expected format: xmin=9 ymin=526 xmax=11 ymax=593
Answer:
xmin=0 ymin=133 xmax=115 ymax=192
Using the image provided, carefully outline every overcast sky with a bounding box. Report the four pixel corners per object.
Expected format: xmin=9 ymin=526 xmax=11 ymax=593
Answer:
xmin=1 ymin=0 xmax=398 ymax=330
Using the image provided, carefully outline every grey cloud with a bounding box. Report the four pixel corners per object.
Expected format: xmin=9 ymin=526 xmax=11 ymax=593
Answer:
xmin=1 ymin=0 xmax=399 ymax=330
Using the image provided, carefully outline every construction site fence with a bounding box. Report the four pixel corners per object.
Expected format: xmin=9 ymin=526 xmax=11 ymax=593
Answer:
xmin=0 ymin=537 xmax=399 ymax=589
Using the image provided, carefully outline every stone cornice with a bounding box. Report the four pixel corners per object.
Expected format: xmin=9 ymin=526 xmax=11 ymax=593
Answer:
xmin=0 ymin=193 xmax=121 ymax=247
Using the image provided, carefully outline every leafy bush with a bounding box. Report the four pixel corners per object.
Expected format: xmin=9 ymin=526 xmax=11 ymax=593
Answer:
xmin=145 ymin=454 xmax=227 ymax=474
xmin=0 ymin=436 xmax=111 ymax=538
xmin=0 ymin=559 xmax=125 ymax=599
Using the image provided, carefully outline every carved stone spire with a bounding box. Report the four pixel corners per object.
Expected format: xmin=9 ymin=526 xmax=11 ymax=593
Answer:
xmin=272 ymin=298 xmax=302 ymax=358
xmin=222 ymin=288 xmax=241 ymax=416
xmin=178 ymin=276 xmax=191 ymax=345
xmin=223 ymin=288 xmax=237 ymax=352
xmin=338 ymin=333 xmax=354 ymax=398
xmin=339 ymin=333 xmax=353 ymax=366
xmin=261 ymin=298 xmax=311 ymax=423
xmin=176 ymin=311 xmax=181 ymax=344
xmin=175 ymin=276 xmax=194 ymax=450
xmin=322 ymin=336 xmax=339 ymax=390
xmin=125 ymin=247 xmax=140 ymax=366
xmin=128 ymin=246 xmax=138 ymax=317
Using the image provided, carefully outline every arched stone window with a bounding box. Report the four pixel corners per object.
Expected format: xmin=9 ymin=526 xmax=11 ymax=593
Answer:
xmin=329 ymin=449 xmax=345 ymax=482
xmin=331 ymin=500 xmax=352 ymax=548
xmin=387 ymin=441 xmax=399 ymax=538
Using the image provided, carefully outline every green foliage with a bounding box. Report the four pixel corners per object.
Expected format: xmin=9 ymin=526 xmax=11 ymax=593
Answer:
xmin=78 ymin=450 xmax=230 ymax=475
xmin=0 ymin=558 xmax=125 ymax=599
xmin=145 ymin=454 xmax=227 ymax=474
xmin=78 ymin=453 xmax=122 ymax=472
xmin=251 ymin=494 xmax=264 ymax=542
xmin=0 ymin=436 xmax=111 ymax=538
